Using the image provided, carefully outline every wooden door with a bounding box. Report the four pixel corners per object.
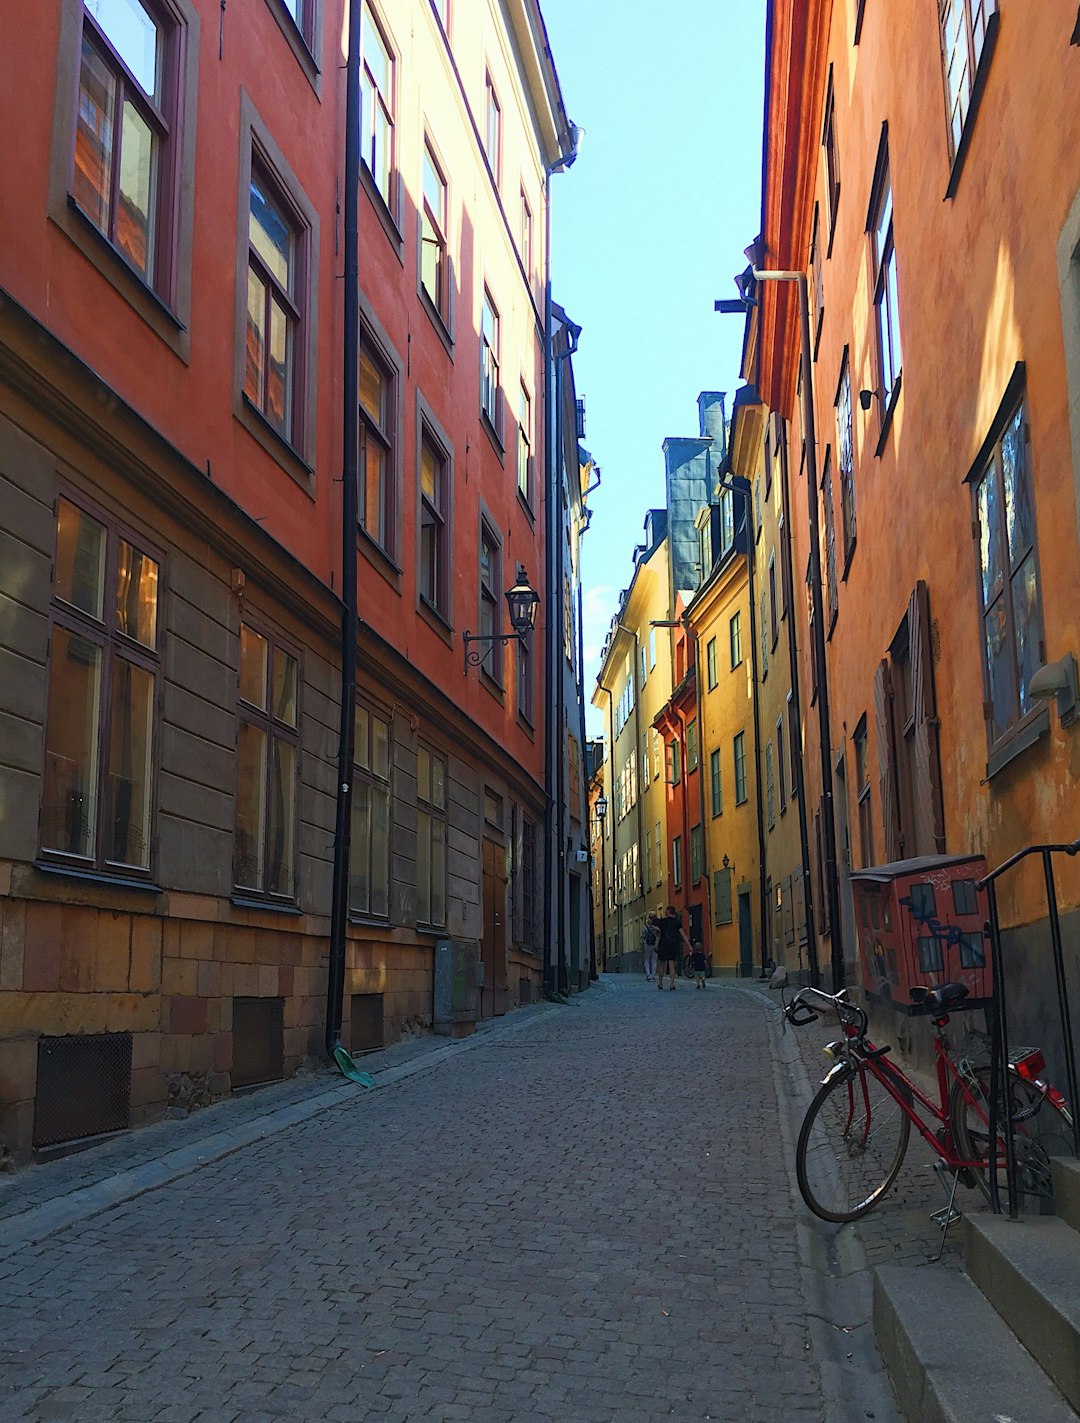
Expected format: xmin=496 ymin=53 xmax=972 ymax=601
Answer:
xmin=481 ymin=838 xmax=508 ymax=1017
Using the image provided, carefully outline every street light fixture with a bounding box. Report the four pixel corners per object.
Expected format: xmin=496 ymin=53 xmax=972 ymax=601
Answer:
xmin=463 ymin=565 xmax=540 ymax=672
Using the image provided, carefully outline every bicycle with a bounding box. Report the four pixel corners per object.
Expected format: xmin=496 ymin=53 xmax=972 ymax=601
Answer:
xmin=781 ymin=981 xmax=1074 ymax=1223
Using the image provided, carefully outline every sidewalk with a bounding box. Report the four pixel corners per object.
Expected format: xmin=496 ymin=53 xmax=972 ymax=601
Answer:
xmin=0 ymin=993 xmax=573 ymax=1257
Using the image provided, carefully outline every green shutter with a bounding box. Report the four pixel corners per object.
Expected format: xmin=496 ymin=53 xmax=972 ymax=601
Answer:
xmin=713 ymin=866 xmax=733 ymax=926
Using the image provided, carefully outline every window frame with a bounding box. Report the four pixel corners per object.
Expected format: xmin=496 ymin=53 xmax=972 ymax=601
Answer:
xmin=686 ymin=718 xmax=698 ymax=773
xmin=520 ymin=186 xmax=533 ymax=279
xmin=690 ymin=824 xmax=703 ymax=885
xmin=264 ymin=0 xmax=322 ymax=88
xmin=706 ymin=636 xmax=718 ymax=690
xmin=419 ymin=136 xmax=450 ymax=330
xmin=40 ymin=491 xmax=163 ymax=881
xmin=360 ymin=0 xmax=396 ymax=218
xmin=821 ymin=446 xmax=839 ymax=634
xmin=733 ymin=731 xmax=748 ymax=806
xmin=418 ymin=420 xmax=449 ymax=621
xmin=835 ymin=348 xmax=857 ymax=572
xmin=672 ymin=834 xmax=683 ymax=890
xmin=729 ymin=611 xmax=743 ymax=670
xmin=415 ymin=741 xmax=448 ymax=929
xmin=938 ymin=0 xmax=1000 ymax=196
xmin=822 ymin=67 xmax=841 ymax=254
xmin=233 ymin=621 xmax=301 ymax=904
xmin=967 ymin=369 xmax=1049 ymax=774
xmin=484 ymin=71 xmax=502 ymax=186
xmin=244 ymin=157 xmax=306 ymax=452
xmin=480 ymin=287 xmax=501 ymax=441
xmin=777 ymin=717 xmax=788 ymax=816
xmin=349 ymin=698 xmax=392 ymax=921
xmin=359 ymin=323 xmax=399 ymax=562
xmin=516 ymin=382 xmax=533 ymax=507
xmin=854 ymin=713 xmax=873 ymax=867
xmin=710 ymin=747 xmax=723 ymax=818
xmin=478 ymin=514 xmax=504 ymax=691
xmin=866 ymin=127 xmax=903 ymax=440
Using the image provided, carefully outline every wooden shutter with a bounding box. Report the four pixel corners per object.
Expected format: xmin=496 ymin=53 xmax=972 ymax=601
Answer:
xmin=713 ymin=867 xmax=733 ymax=926
xmin=908 ymin=581 xmax=946 ymax=855
xmin=874 ymin=657 xmax=902 ymax=862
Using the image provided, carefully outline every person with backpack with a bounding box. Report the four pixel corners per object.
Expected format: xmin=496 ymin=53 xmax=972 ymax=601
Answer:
xmin=640 ymin=915 xmax=660 ymax=981
xmin=657 ymin=905 xmax=690 ymax=991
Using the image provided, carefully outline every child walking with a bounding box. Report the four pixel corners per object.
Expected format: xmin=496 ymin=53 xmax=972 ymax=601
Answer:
xmin=691 ymin=941 xmax=708 ymax=990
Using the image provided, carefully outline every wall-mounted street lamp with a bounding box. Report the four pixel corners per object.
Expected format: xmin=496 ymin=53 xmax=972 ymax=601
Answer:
xmin=463 ymin=566 xmax=540 ymax=673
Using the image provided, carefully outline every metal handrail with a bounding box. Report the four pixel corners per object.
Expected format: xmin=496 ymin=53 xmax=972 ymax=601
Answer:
xmin=976 ymin=838 xmax=1080 ymax=1215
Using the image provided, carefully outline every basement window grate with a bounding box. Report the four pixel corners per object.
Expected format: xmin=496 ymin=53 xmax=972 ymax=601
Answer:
xmin=232 ymin=997 xmax=284 ymax=1088
xmin=350 ymin=993 xmax=384 ymax=1054
xmin=33 ymin=1032 xmax=132 ymax=1149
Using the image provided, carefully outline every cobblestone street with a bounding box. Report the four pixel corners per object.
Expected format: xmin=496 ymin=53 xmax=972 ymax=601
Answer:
xmin=0 ymin=980 xmax=901 ymax=1423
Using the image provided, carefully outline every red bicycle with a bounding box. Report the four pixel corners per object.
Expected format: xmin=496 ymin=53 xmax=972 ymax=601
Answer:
xmin=783 ymin=982 xmax=1074 ymax=1223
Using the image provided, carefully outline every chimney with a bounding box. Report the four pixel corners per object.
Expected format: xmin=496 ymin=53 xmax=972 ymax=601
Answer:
xmin=697 ymin=391 xmax=727 ymax=449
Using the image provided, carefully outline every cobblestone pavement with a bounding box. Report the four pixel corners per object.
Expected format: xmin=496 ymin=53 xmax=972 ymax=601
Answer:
xmin=1 ymin=979 xmax=898 ymax=1423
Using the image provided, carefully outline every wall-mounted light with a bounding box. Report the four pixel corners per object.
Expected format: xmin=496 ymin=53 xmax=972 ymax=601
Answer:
xmin=1028 ymin=654 xmax=1078 ymax=726
xmin=859 ymin=388 xmax=877 ymax=412
xmin=595 ymin=795 xmax=608 ymax=820
xmin=463 ymin=565 xmax=540 ymax=673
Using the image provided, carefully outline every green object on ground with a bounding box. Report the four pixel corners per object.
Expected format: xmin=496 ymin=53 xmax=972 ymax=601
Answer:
xmin=332 ymin=1045 xmax=375 ymax=1087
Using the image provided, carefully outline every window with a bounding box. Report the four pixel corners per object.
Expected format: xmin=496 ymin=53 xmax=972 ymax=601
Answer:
xmin=416 ymin=744 xmax=447 ymax=927
xmin=672 ymin=835 xmax=682 ymax=890
xmin=359 ymin=334 xmax=395 ymax=552
xmin=481 ymin=289 xmax=500 ymax=433
xmin=640 ymin=644 xmax=648 ymax=687
xmin=235 ymin=624 xmax=299 ymax=899
xmin=419 ymin=426 xmax=448 ymax=616
xmin=669 ymin=738 xmax=681 ymax=785
xmin=244 ymin=164 xmax=304 ymax=445
xmin=520 ymin=188 xmax=532 ymax=275
xmin=720 ymin=486 xmax=735 ymax=552
xmin=653 ymin=820 xmax=662 ymax=888
xmin=769 ymin=555 xmax=778 ymax=650
xmin=971 ymin=385 xmax=1045 ymax=760
xmin=651 ymin=728 xmax=661 ymax=782
xmin=777 ymin=719 xmax=787 ymax=814
xmin=279 ymin=0 xmax=314 ymax=46
xmin=564 ymin=576 xmax=574 ymax=666
xmin=868 ymin=138 xmax=902 ymax=411
xmin=854 ymin=715 xmax=873 ymax=867
xmin=734 ymin=731 xmax=748 ymax=806
xmin=765 ymin=742 xmax=775 ymax=830
xmin=706 ymin=637 xmax=717 ymax=690
xmin=821 ymin=448 xmax=838 ymax=631
xmin=822 ymin=68 xmax=840 ymax=246
xmin=690 ymin=825 xmax=703 ymax=883
xmin=73 ymin=0 xmax=173 ymax=290
xmin=787 ymin=693 xmax=800 ymax=800
xmin=479 ymin=521 xmax=503 ymax=684
xmin=42 ymin=497 xmax=159 ymax=873
xmin=430 ymin=0 xmax=449 ymax=32
xmin=350 ymin=702 xmax=391 ymax=917
xmin=836 ymin=353 xmax=856 ymax=566
xmin=484 ymin=73 xmax=501 ymax=183
xmin=421 ymin=142 xmax=448 ymax=320
xmin=939 ymin=0 xmax=997 ymax=163
xmin=361 ymin=3 xmax=394 ymax=208
xmin=686 ymin=719 xmax=698 ymax=773
xmin=810 ymin=204 xmax=824 ymax=355
xmin=729 ymin=611 xmax=742 ymax=669
xmin=648 ymin=627 xmax=657 ymax=669
xmin=516 ymin=385 xmax=532 ymax=502
xmin=760 ymin=590 xmax=768 ymax=677
xmin=754 ymin=477 xmax=762 ymax=539
xmin=568 ymin=735 xmax=581 ymax=821
xmin=642 ymin=732 xmax=650 ymax=789
xmin=710 ymin=749 xmax=722 ymax=818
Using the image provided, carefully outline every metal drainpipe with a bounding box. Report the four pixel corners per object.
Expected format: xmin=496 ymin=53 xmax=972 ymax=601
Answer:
xmin=777 ymin=423 xmax=820 ymax=986
xmin=616 ymin=623 xmax=647 ymax=935
xmin=553 ymin=323 xmax=580 ymax=996
xmin=744 ymin=518 xmax=770 ymax=978
xmin=577 ymin=579 xmax=598 ymax=980
xmin=325 ymin=0 xmax=362 ymax=1056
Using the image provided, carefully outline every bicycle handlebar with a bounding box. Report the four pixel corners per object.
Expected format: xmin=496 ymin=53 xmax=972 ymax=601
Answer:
xmin=784 ymin=986 xmax=869 ymax=1040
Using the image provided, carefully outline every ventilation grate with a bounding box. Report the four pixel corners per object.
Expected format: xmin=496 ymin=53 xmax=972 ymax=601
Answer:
xmin=232 ymin=997 xmax=284 ymax=1088
xmin=350 ymin=993 xmax=384 ymax=1054
xmin=33 ymin=1032 xmax=132 ymax=1148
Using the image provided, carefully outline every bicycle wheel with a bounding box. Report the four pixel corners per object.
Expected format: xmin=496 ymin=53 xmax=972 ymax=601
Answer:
xmin=682 ymin=956 xmax=695 ymax=980
xmin=950 ymin=1066 xmax=1074 ymax=1213
xmin=796 ymin=1063 xmax=911 ymax=1222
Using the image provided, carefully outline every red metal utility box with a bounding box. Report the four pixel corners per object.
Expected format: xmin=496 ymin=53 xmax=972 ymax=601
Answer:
xmin=850 ymin=854 xmax=991 ymax=1013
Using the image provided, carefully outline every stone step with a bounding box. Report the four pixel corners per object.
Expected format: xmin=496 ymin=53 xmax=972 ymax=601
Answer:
xmin=964 ymin=1212 xmax=1080 ymax=1414
xmin=1053 ymin=1156 xmax=1080 ymax=1234
xmin=873 ymin=1263 xmax=1078 ymax=1423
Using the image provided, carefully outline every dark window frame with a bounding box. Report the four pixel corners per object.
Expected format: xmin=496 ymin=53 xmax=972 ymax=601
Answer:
xmin=480 ymin=286 xmax=501 ymax=441
xmin=359 ymin=322 xmax=399 ymax=561
xmin=420 ymin=135 xmax=451 ymax=329
xmin=822 ymin=67 xmax=841 ymax=254
xmin=706 ymin=636 xmax=718 ymax=690
xmin=866 ymin=125 xmax=902 ymax=443
xmin=349 ymin=698 xmax=392 ymax=921
xmin=416 ymin=740 xmax=448 ymax=929
xmin=938 ymin=0 xmax=1000 ymax=197
xmin=835 ymin=346 xmax=857 ymax=574
xmin=710 ymin=747 xmax=723 ymax=818
xmin=734 ymin=731 xmax=748 ymax=806
xmin=478 ymin=514 xmax=504 ymax=692
xmin=854 ymin=713 xmax=873 ymax=867
xmin=360 ymin=0 xmax=397 ymax=217
xmin=418 ymin=420 xmax=449 ymax=620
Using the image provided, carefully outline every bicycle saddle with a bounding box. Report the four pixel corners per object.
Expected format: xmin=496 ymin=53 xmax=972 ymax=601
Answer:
xmin=910 ymin=982 xmax=969 ymax=1011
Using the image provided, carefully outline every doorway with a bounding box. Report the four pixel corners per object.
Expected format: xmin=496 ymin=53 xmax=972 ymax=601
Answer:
xmin=481 ymin=838 xmax=508 ymax=1017
xmin=738 ymin=888 xmax=753 ymax=978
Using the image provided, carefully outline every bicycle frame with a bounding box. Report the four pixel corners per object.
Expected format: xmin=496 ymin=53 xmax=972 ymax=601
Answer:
xmin=833 ymin=1018 xmax=989 ymax=1173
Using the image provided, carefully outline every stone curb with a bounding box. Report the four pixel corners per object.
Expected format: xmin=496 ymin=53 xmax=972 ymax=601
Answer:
xmin=0 ymin=993 xmax=573 ymax=1258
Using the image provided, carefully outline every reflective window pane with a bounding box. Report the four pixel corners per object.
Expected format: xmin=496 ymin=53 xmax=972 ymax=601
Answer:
xmin=104 ymin=657 xmax=153 ymax=866
xmin=361 ymin=8 xmax=390 ymax=95
xmin=1002 ymin=406 xmax=1034 ymax=566
xmin=273 ymin=648 xmax=298 ymax=727
xmin=363 ymin=439 xmax=386 ymax=546
xmin=431 ymin=754 xmax=446 ymax=810
xmin=372 ymin=713 xmax=390 ymax=780
xmin=417 ymin=745 xmax=430 ymax=802
xmin=239 ymin=626 xmax=268 ymax=709
xmin=115 ymin=538 xmax=158 ymax=647
xmin=976 ymin=472 xmax=1004 ymax=607
xmin=74 ymin=37 xmax=116 ymax=233
xmin=266 ymin=738 xmax=295 ymax=895
xmin=349 ymin=780 xmax=371 ymax=913
xmin=85 ymin=0 xmax=160 ymax=99
xmin=244 ymin=268 xmax=267 ymax=407
xmin=267 ymin=296 xmax=292 ymax=436
xmin=235 ymin=722 xmax=267 ymax=888
xmin=249 ymin=178 xmax=293 ymax=291
xmin=354 ymin=703 xmax=370 ymax=770
xmin=371 ymin=783 xmax=390 ymax=915
xmin=42 ymin=627 xmax=102 ymax=857
xmin=420 ymin=440 xmax=439 ymax=503
xmin=1012 ymin=553 xmax=1040 ymax=716
xmin=118 ymin=98 xmax=156 ymax=279
xmin=55 ymin=498 xmax=106 ymax=620
xmin=983 ymin=602 xmax=1013 ymax=742
xmin=359 ymin=348 xmax=385 ymax=425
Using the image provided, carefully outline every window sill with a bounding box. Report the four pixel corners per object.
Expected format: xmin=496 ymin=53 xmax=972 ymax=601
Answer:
xmin=826 ymin=188 xmax=841 ymax=259
xmin=60 ymin=197 xmax=189 ymax=359
xmin=415 ymin=922 xmax=449 ymax=937
xmin=360 ymin=164 xmax=404 ymax=263
xmin=34 ymin=860 xmax=163 ymax=894
xmin=480 ymin=667 xmax=505 ymax=704
xmin=944 ymin=12 xmax=1000 ymax=202
xmin=238 ymin=394 xmax=316 ymax=494
xmin=516 ymin=711 xmax=535 ymax=738
xmin=358 ymin=525 xmax=403 ymax=592
xmin=516 ymin=488 xmax=535 ymax=524
xmin=480 ymin=410 xmax=505 ymax=462
xmin=985 ymin=706 xmax=1051 ymax=780
xmin=348 ymin=914 xmax=392 ymax=930
xmin=262 ymin=0 xmax=322 ymax=94
xmin=419 ymin=287 xmax=454 ymax=356
xmin=874 ymin=374 xmax=902 ymax=457
xmin=417 ymin=595 xmax=454 ymax=646
xmin=842 ymin=536 xmax=857 ymax=581
xmin=230 ymin=895 xmax=302 ymax=916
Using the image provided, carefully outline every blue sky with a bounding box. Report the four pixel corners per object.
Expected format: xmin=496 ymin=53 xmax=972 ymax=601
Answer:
xmin=539 ymin=0 xmax=766 ymax=734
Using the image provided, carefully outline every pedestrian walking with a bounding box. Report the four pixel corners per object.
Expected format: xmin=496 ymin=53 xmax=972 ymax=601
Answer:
xmin=691 ymin=941 xmax=708 ymax=990
xmin=640 ymin=915 xmax=660 ymax=981
xmin=657 ymin=906 xmax=690 ymax=991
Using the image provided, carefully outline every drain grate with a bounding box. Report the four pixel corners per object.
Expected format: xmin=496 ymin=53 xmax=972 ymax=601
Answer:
xmin=232 ymin=997 xmax=284 ymax=1088
xmin=33 ymin=1032 xmax=132 ymax=1148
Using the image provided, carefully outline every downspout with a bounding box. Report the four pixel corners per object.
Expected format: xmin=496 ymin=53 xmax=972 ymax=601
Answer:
xmin=616 ymin=622 xmax=647 ymax=920
xmin=554 ymin=320 xmax=580 ymax=995
xmin=577 ymin=579 xmax=598 ymax=980
xmin=777 ymin=425 xmax=819 ymax=986
xmin=746 ymin=506 xmax=770 ymax=977
xmin=325 ymin=0 xmax=362 ymax=1055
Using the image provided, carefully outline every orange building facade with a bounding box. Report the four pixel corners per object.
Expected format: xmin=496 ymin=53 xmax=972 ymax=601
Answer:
xmin=0 ymin=0 xmax=575 ymax=1162
xmin=752 ymin=1 xmax=1080 ymax=1038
